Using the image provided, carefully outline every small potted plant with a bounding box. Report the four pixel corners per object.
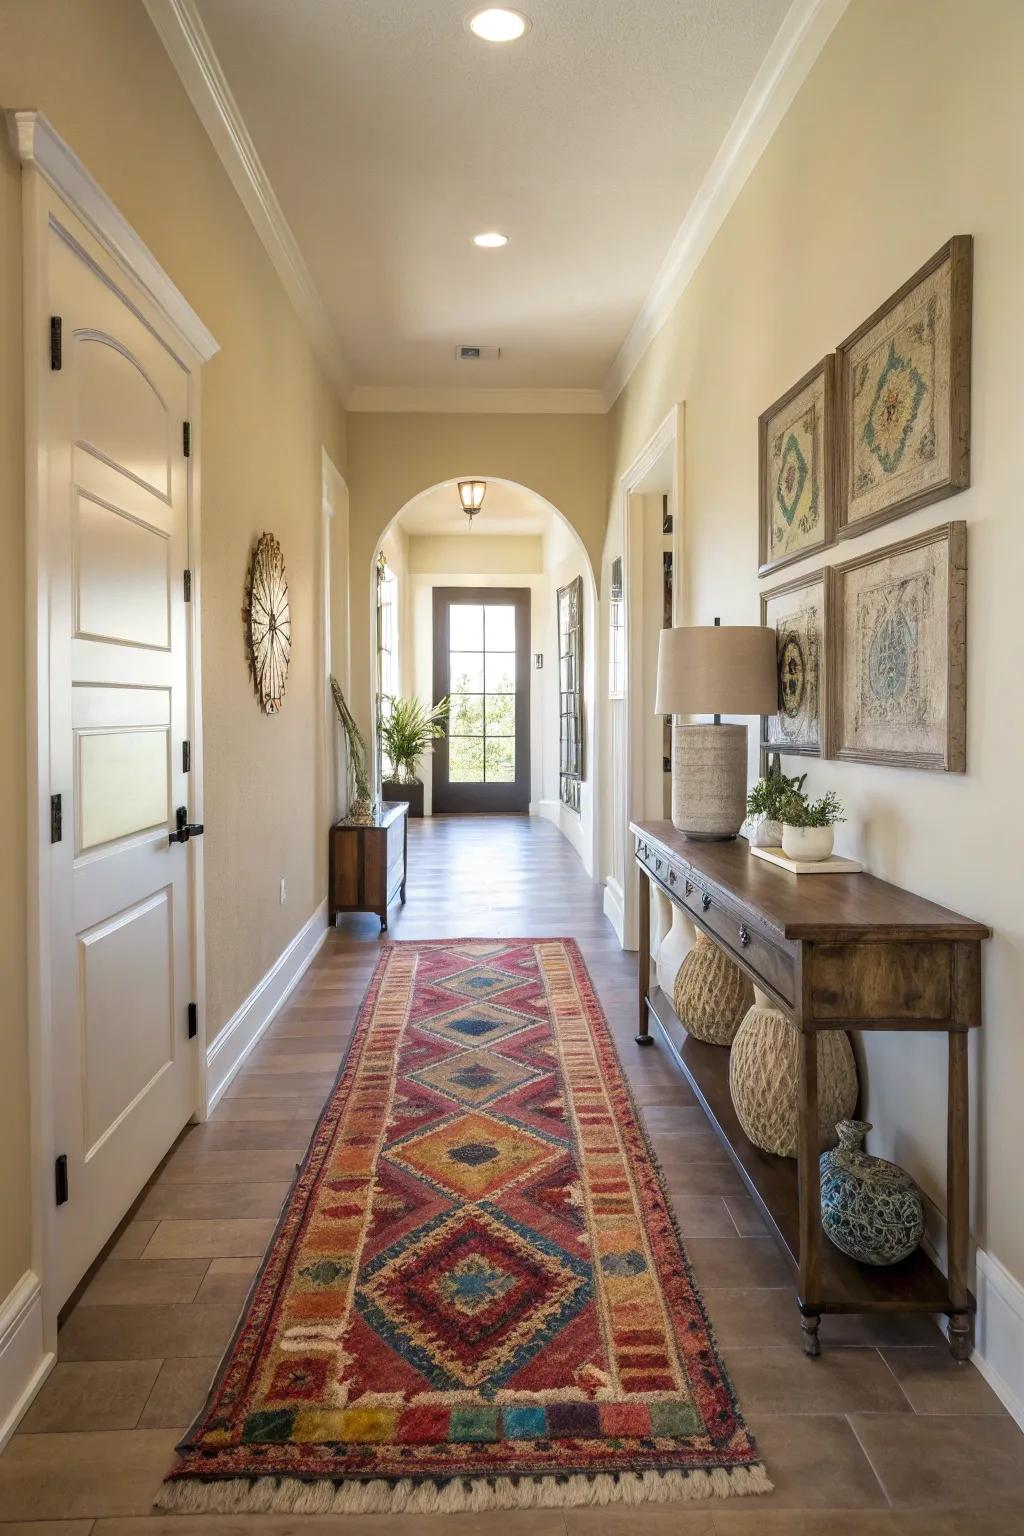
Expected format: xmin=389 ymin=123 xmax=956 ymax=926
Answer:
xmin=745 ymin=756 xmax=807 ymax=848
xmin=777 ymin=786 xmax=846 ymax=862
xmin=379 ymin=695 xmax=450 ymax=817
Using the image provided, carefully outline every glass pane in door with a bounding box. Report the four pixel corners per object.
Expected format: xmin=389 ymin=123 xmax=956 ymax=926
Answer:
xmin=446 ymin=601 xmax=518 ymax=784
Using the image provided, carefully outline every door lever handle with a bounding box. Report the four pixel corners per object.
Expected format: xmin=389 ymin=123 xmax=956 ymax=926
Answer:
xmin=169 ymin=805 xmax=205 ymax=845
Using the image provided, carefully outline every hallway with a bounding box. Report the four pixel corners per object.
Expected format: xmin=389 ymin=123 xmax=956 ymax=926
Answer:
xmin=0 ymin=816 xmax=1019 ymax=1530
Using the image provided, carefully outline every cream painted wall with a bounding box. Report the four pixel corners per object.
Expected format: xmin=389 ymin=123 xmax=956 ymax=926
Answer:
xmin=347 ymin=412 xmax=607 ymax=742
xmin=605 ymin=0 xmax=1024 ymax=1284
xmin=409 ymin=534 xmax=544 ymax=576
xmin=0 ymin=0 xmax=347 ymax=1299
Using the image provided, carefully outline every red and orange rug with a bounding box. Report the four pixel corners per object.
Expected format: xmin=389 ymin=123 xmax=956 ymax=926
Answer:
xmin=158 ymin=939 xmax=769 ymax=1514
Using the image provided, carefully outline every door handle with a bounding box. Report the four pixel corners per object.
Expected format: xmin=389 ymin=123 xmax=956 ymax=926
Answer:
xmin=169 ymin=806 xmax=205 ymax=845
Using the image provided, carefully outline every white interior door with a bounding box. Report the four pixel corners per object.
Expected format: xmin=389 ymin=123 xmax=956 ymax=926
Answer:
xmin=46 ymin=220 xmax=198 ymax=1305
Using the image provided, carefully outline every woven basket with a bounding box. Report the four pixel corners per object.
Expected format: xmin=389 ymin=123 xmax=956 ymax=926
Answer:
xmin=729 ymin=1002 xmax=858 ymax=1157
xmin=672 ymin=931 xmax=754 ymax=1046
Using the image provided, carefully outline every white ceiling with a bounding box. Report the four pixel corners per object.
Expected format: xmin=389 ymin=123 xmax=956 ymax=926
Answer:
xmin=191 ymin=0 xmax=793 ymax=393
xmin=396 ymin=479 xmax=551 ymax=535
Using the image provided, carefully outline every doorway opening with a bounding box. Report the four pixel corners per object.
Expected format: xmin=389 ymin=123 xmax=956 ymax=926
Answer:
xmin=367 ymin=477 xmax=599 ymax=875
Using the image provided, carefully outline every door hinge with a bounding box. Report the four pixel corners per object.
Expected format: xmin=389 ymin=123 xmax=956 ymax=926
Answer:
xmin=183 ymin=569 xmax=192 ymax=602
xmin=50 ymin=315 xmax=62 ymax=370
xmin=50 ymin=793 xmax=62 ymax=844
xmin=55 ymin=1154 xmax=69 ymax=1206
xmin=182 ymin=739 xmax=191 ymax=773
xmin=182 ymin=420 xmax=191 ymax=457
xmin=187 ymin=1002 xmax=198 ymax=1039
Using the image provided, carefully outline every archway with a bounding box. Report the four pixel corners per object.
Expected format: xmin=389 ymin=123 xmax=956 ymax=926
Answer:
xmin=366 ymin=476 xmax=600 ymax=878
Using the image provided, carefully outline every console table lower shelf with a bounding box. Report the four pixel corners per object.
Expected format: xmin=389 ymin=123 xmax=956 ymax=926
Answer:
xmin=647 ymin=985 xmax=964 ymax=1335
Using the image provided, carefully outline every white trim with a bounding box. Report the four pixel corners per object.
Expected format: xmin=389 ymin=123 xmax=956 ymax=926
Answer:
xmin=616 ymin=405 xmax=684 ymax=949
xmin=603 ymin=876 xmax=625 ymax=942
xmin=346 ymin=386 xmax=606 ymax=415
xmin=0 ymin=1272 xmax=53 ymax=1452
xmin=974 ymin=1247 xmax=1024 ymax=1431
xmin=601 ymin=0 xmax=850 ymax=407
xmin=206 ymin=900 xmax=329 ymax=1113
xmin=143 ymin=0 xmax=350 ymax=400
xmin=530 ymin=798 xmax=560 ymax=822
xmin=7 ymin=110 xmax=218 ymax=362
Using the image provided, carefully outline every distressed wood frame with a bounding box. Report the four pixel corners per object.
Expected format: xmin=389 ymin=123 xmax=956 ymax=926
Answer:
xmin=759 ymin=565 xmax=833 ymax=771
xmin=758 ymin=354 xmax=838 ymax=578
xmin=836 ymin=236 xmax=973 ymax=540
xmin=827 ymin=521 xmax=967 ymax=773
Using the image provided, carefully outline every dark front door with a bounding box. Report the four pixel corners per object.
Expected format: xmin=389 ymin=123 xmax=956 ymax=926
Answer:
xmin=432 ymin=587 xmax=530 ymax=813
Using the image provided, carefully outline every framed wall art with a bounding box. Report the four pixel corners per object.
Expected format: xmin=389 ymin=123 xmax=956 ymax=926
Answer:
xmin=758 ymin=355 xmax=837 ymax=577
xmin=828 ymin=521 xmax=967 ymax=772
xmin=760 ymin=567 xmax=831 ymax=765
xmin=837 ymin=236 xmax=972 ymax=540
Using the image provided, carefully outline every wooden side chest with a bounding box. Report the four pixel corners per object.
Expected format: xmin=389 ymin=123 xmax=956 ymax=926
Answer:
xmin=329 ymin=801 xmax=408 ymax=931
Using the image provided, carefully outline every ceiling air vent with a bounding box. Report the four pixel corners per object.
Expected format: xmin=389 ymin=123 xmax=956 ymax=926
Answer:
xmin=456 ymin=345 xmax=501 ymax=362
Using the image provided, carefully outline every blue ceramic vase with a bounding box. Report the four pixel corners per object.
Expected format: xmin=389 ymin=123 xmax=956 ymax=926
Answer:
xmin=819 ymin=1119 xmax=924 ymax=1266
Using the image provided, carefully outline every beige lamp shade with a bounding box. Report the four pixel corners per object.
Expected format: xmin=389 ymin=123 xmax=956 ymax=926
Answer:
xmin=655 ymin=625 xmax=777 ymax=717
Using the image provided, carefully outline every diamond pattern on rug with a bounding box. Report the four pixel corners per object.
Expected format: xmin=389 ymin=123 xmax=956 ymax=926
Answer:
xmin=356 ymin=1204 xmax=591 ymax=1391
xmin=161 ymin=939 xmax=769 ymax=1509
xmin=411 ymin=1046 xmax=541 ymax=1109
xmin=387 ymin=1109 xmax=557 ymax=1200
xmin=415 ymin=1000 xmax=532 ymax=1049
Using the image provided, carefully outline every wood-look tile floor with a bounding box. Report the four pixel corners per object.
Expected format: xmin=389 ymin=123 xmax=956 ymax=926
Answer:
xmin=3 ymin=815 xmax=1022 ymax=1536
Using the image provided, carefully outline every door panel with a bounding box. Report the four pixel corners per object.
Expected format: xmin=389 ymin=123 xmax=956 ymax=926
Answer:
xmin=47 ymin=218 xmax=197 ymax=1305
xmin=432 ymin=588 xmax=530 ymax=813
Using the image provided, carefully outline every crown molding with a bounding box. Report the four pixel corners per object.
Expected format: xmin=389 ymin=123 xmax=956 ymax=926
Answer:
xmin=345 ymin=385 xmax=607 ymax=415
xmin=143 ymin=0 xmax=351 ymax=399
xmin=6 ymin=109 xmax=219 ymax=361
xmin=601 ymin=0 xmax=850 ymax=409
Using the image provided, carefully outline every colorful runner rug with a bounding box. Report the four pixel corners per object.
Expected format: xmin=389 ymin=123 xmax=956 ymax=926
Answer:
xmin=158 ymin=939 xmax=769 ymax=1514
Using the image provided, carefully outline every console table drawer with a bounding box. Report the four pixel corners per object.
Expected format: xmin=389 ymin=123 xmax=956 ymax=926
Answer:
xmin=693 ymin=887 xmax=796 ymax=1007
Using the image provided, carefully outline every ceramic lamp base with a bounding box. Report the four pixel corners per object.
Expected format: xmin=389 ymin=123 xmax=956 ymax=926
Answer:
xmin=671 ymin=721 xmax=748 ymax=841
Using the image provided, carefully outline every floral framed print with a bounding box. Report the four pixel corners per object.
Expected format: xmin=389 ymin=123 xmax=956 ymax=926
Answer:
xmin=837 ymin=236 xmax=972 ymax=540
xmin=760 ymin=567 xmax=831 ymax=765
xmin=758 ymin=355 xmax=837 ymax=577
xmin=828 ymin=522 xmax=967 ymax=772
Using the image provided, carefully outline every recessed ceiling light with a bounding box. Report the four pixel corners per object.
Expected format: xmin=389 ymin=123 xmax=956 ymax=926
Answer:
xmin=467 ymin=8 xmax=530 ymax=43
xmin=473 ymin=231 xmax=509 ymax=248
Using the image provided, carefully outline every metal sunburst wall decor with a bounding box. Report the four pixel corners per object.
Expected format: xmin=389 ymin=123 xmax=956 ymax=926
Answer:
xmin=243 ymin=532 xmax=291 ymax=714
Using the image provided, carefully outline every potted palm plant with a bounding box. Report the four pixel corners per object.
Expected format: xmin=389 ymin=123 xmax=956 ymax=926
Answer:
xmin=380 ymin=695 xmax=450 ymax=817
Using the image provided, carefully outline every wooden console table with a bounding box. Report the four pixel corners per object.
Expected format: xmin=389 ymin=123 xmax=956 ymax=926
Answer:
xmin=631 ymin=820 xmax=990 ymax=1359
xmin=330 ymin=801 xmax=408 ymax=931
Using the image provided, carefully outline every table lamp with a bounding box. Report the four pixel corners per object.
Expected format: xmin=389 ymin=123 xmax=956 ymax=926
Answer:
xmin=655 ymin=619 xmax=777 ymax=840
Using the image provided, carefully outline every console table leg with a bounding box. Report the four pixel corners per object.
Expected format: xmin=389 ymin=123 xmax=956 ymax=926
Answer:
xmin=636 ymin=868 xmax=653 ymax=1045
xmin=800 ymin=1307 xmax=822 ymax=1358
xmin=797 ymin=1027 xmax=822 ymax=1354
xmin=947 ymin=1028 xmax=971 ymax=1362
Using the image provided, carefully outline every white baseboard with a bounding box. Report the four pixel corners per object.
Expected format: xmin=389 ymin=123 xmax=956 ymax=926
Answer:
xmin=919 ymin=1194 xmax=1024 ymax=1431
xmin=529 ymin=798 xmax=560 ymax=822
xmin=603 ymin=876 xmax=625 ymax=946
xmin=205 ymin=899 xmax=329 ymax=1113
xmin=973 ymin=1247 xmax=1024 ymax=1429
xmin=0 ymin=1271 xmax=53 ymax=1451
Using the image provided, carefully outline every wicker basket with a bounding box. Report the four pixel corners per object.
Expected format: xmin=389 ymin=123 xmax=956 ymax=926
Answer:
xmin=672 ymin=931 xmax=754 ymax=1046
xmin=729 ymin=1001 xmax=858 ymax=1157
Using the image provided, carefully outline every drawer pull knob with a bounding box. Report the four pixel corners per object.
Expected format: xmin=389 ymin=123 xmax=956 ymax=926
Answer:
xmin=684 ymin=879 xmax=693 ymax=897
xmin=655 ymin=858 xmax=662 ymax=872
xmin=739 ymin=924 xmax=751 ymax=948
xmin=701 ymin=892 xmax=711 ymax=912
xmin=668 ymin=868 xmax=677 ymax=886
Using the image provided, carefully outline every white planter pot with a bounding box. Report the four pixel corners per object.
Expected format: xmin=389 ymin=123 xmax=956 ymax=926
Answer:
xmin=749 ymin=817 xmax=783 ymax=848
xmin=781 ymin=823 xmax=834 ymax=862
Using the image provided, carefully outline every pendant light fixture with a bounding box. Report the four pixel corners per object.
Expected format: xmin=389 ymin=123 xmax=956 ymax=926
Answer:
xmin=458 ymin=479 xmax=487 ymax=527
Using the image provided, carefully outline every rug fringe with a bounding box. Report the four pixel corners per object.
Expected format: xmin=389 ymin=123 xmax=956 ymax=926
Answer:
xmin=155 ymin=1463 xmax=772 ymax=1515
